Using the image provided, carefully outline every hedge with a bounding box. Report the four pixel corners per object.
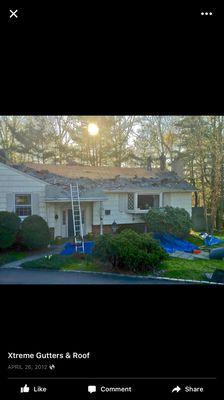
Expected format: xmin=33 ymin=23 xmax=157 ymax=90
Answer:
xmin=0 ymin=211 xmax=20 ymax=249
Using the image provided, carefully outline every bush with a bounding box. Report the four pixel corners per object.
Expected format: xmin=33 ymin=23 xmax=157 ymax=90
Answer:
xmin=145 ymin=206 xmax=192 ymax=238
xmin=0 ymin=211 xmax=20 ymax=249
xmin=116 ymin=223 xmax=146 ymax=234
xmin=85 ymin=232 xmax=94 ymax=241
xmin=20 ymin=215 xmax=50 ymax=249
xmin=93 ymin=229 xmax=168 ymax=273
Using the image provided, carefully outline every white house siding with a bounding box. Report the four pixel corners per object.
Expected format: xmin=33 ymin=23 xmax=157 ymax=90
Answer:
xmin=93 ymin=193 xmax=143 ymax=226
xmin=93 ymin=191 xmax=193 ymax=227
xmin=46 ymin=201 xmax=93 ymax=238
xmin=169 ymin=192 xmax=192 ymax=216
xmin=0 ymin=162 xmax=47 ymax=220
xmin=84 ymin=202 xmax=93 ymax=234
xmin=46 ymin=203 xmax=58 ymax=235
xmin=163 ymin=192 xmax=171 ymax=207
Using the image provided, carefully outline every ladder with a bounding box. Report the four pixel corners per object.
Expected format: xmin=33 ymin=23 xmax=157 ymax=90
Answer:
xmin=70 ymin=183 xmax=85 ymax=253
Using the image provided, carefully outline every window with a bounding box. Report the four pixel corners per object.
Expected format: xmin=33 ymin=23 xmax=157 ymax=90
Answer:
xmin=137 ymin=195 xmax=159 ymax=210
xmin=105 ymin=210 xmax=111 ymax=215
xmin=127 ymin=193 xmax=135 ymax=210
xmin=15 ymin=194 xmax=32 ymax=217
xmin=81 ymin=209 xmax=85 ymax=224
xmin=62 ymin=210 xmax=66 ymax=225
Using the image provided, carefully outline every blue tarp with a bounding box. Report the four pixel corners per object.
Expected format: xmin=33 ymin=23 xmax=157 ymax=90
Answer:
xmin=209 ymin=247 xmax=224 ymax=260
xmin=153 ymin=233 xmax=199 ymax=254
xmin=60 ymin=241 xmax=95 ymax=256
xmin=204 ymin=235 xmax=223 ymax=246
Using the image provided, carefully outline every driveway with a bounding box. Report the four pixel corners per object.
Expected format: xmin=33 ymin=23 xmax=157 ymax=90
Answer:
xmin=0 ymin=269 xmax=191 ymax=284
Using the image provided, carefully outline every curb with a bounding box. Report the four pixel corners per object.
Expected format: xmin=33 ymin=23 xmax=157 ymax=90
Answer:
xmin=1 ymin=266 xmax=222 ymax=285
xmin=61 ymin=269 xmax=223 ymax=285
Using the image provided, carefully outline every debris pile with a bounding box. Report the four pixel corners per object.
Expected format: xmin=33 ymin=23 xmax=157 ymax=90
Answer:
xmin=12 ymin=164 xmax=196 ymax=200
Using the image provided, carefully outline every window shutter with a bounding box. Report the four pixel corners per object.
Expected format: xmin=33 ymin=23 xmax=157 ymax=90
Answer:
xmin=6 ymin=193 xmax=15 ymax=212
xmin=32 ymin=193 xmax=40 ymax=215
xmin=118 ymin=194 xmax=126 ymax=212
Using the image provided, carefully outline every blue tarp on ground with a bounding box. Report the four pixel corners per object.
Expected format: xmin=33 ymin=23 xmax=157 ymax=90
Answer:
xmin=60 ymin=241 xmax=95 ymax=256
xmin=153 ymin=233 xmax=199 ymax=254
xmin=204 ymin=235 xmax=223 ymax=246
xmin=209 ymin=247 xmax=224 ymax=260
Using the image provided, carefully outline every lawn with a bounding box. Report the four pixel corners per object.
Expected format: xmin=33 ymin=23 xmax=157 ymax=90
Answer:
xmin=158 ymin=257 xmax=224 ymax=281
xmin=154 ymin=231 xmax=224 ymax=281
xmin=20 ymin=230 xmax=224 ymax=282
xmin=21 ymin=254 xmax=104 ymax=272
xmin=21 ymin=253 xmax=224 ymax=282
xmin=0 ymin=250 xmax=28 ymax=266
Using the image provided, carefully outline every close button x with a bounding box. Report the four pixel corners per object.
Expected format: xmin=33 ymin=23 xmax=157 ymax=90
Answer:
xmin=9 ymin=9 xmax=18 ymax=18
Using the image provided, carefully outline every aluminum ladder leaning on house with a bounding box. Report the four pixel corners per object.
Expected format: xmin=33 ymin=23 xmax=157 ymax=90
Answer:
xmin=70 ymin=183 xmax=85 ymax=253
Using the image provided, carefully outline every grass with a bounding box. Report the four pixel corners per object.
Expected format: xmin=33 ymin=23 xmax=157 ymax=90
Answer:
xmin=22 ymin=252 xmax=224 ymax=282
xmin=21 ymin=254 xmax=103 ymax=272
xmin=0 ymin=250 xmax=28 ymax=266
xmin=158 ymin=257 xmax=224 ymax=281
xmin=17 ymin=230 xmax=224 ymax=282
xmin=153 ymin=231 xmax=224 ymax=281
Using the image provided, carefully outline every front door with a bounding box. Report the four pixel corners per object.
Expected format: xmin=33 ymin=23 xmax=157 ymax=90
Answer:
xmin=68 ymin=209 xmax=85 ymax=237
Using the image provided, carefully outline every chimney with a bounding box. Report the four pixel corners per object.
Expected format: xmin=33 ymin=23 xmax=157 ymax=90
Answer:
xmin=171 ymin=156 xmax=184 ymax=178
xmin=159 ymin=153 xmax=166 ymax=171
xmin=0 ymin=149 xmax=9 ymax=164
xmin=146 ymin=156 xmax=153 ymax=171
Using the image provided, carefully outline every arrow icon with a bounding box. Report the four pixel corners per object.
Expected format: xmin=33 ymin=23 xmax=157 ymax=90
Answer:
xmin=172 ymin=386 xmax=181 ymax=393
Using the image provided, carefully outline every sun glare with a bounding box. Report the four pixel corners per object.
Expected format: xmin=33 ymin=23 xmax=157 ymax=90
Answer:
xmin=88 ymin=123 xmax=99 ymax=136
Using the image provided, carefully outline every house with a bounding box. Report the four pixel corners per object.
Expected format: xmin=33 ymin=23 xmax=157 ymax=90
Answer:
xmin=0 ymin=161 xmax=195 ymax=238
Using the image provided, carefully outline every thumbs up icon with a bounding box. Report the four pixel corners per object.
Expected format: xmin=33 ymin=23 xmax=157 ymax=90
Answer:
xmin=20 ymin=384 xmax=30 ymax=393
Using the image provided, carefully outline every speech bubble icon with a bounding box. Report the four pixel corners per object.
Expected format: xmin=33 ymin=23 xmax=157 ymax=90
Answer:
xmin=88 ymin=385 xmax=96 ymax=393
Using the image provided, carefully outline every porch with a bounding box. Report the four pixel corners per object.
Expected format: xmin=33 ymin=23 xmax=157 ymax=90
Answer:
xmin=45 ymin=201 xmax=96 ymax=238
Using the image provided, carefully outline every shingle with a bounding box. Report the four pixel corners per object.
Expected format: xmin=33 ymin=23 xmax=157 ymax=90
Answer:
xmin=24 ymin=163 xmax=161 ymax=179
xmin=12 ymin=163 xmax=196 ymax=194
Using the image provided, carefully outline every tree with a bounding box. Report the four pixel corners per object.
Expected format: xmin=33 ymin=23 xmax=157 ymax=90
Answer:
xmin=0 ymin=116 xmax=25 ymax=162
xmin=145 ymin=206 xmax=192 ymax=238
xmin=133 ymin=116 xmax=180 ymax=168
xmin=177 ymin=116 xmax=224 ymax=232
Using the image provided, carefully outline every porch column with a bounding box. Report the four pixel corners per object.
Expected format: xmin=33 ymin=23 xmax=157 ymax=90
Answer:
xmin=99 ymin=201 xmax=104 ymax=235
xmin=159 ymin=192 xmax=163 ymax=207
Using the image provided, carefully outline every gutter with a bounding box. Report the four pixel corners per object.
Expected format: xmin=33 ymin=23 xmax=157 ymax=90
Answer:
xmin=45 ymin=197 xmax=107 ymax=202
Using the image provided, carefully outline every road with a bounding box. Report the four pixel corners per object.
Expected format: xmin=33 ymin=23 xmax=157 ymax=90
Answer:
xmin=0 ymin=269 xmax=190 ymax=284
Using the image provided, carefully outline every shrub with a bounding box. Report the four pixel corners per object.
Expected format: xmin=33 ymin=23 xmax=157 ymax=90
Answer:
xmin=0 ymin=211 xmax=21 ymax=249
xmin=85 ymin=232 xmax=94 ymax=241
xmin=93 ymin=229 xmax=168 ymax=272
xmin=116 ymin=223 xmax=146 ymax=234
xmin=145 ymin=206 xmax=192 ymax=238
xmin=20 ymin=215 xmax=50 ymax=249
xmin=53 ymin=236 xmax=68 ymax=245
xmin=73 ymin=252 xmax=86 ymax=260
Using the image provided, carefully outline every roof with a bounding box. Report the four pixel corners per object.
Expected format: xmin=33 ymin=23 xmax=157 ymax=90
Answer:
xmin=24 ymin=163 xmax=162 ymax=179
xmin=10 ymin=163 xmax=196 ymax=200
xmin=45 ymin=185 xmax=107 ymax=202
